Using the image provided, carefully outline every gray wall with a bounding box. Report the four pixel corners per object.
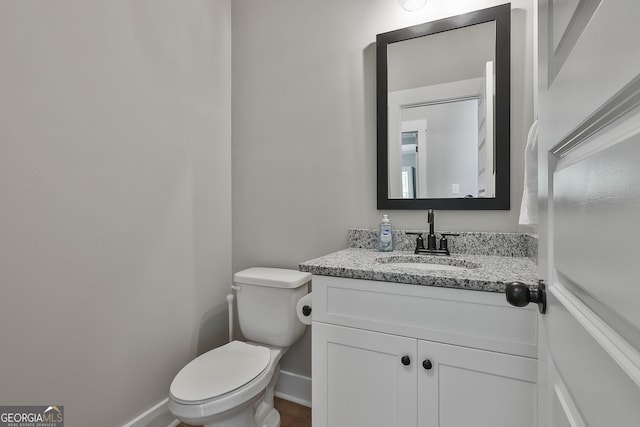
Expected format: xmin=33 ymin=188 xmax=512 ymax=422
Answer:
xmin=233 ymin=0 xmax=536 ymax=378
xmin=0 ymin=1 xmax=232 ymax=425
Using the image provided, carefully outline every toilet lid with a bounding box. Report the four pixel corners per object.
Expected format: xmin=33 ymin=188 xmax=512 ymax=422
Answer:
xmin=170 ymin=341 xmax=271 ymax=403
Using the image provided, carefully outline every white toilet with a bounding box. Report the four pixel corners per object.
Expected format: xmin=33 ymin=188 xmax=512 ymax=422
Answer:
xmin=168 ymin=267 xmax=311 ymax=427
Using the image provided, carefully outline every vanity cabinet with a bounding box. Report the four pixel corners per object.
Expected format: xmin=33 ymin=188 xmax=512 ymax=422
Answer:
xmin=311 ymin=275 xmax=538 ymax=427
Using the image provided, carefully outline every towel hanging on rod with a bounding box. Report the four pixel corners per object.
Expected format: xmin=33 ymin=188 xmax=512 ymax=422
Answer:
xmin=519 ymin=120 xmax=538 ymax=226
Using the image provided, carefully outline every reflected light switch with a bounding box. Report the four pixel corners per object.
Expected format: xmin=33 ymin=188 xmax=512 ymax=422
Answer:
xmin=452 ymin=184 xmax=460 ymax=194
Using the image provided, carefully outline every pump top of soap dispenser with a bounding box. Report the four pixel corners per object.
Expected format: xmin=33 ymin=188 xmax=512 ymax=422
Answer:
xmin=382 ymin=214 xmax=390 ymax=223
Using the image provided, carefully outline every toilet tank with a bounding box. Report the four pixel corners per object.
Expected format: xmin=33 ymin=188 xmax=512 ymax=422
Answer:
xmin=233 ymin=267 xmax=311 ymax=347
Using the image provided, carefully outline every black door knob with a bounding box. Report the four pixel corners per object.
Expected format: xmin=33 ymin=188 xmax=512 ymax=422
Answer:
xmin=422 ymin=359 xmax=433 ymax=370
xmin=401 ymin=355 xmax=411 ymax=366
xmin=505 ymin=280 xmax=547 ymax=314
xmin=302 ymin=305 xmax=312 ymax=317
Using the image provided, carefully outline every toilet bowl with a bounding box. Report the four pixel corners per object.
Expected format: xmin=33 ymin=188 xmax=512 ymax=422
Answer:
xmin=169 ymin=341 xmax=285 ymax=427
xmin=168 ymin=267 xmax=311 ymax=427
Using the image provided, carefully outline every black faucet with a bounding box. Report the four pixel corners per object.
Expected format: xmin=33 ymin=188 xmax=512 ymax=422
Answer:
xmin=426 ymin=209 xmax=437 ymax=251
xmin=408 ymin=210 xmax=459 ymax=256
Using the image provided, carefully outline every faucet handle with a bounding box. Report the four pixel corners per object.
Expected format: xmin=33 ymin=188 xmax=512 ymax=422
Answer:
xmin=438 ymin=233 xmax=460 ymax=252
xmin=406 ymin=232 xmax=425 ymax=252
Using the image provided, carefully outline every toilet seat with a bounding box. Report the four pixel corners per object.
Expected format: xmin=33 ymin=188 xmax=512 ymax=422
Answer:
xmin=170 ymin=341 xmax=271 ymax=404
xmin=168 ymin=342 xmax=285 ymax=426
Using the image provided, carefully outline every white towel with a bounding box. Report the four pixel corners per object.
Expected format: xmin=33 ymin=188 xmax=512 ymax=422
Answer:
xmin=519 ymin=120 xmax=538 ymax=225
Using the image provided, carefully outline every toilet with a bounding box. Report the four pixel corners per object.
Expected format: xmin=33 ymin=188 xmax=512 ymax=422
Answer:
xmin=168 ymin=267 xmax=311 ymax=427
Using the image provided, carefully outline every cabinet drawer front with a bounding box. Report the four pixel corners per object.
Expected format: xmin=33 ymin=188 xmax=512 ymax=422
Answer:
xmin=312 ymin=275 xmax=537 ymax=358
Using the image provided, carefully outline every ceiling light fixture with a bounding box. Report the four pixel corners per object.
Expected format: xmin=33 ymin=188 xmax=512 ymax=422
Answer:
xmin=400 ymin=0 xmax=427 ymax=12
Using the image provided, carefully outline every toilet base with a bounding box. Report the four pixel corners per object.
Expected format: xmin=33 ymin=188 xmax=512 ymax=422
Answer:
xmin=201 ymin=394 xmax=281 ymax=427
xmin=179 ymin=365 xmax=282 ymax=427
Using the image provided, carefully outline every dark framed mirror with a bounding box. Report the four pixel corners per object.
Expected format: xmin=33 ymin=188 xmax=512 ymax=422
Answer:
xmin=377 ymin=4 xmax=510 ymax=210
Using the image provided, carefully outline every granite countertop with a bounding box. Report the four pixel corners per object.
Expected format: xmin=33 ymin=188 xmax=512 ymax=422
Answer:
xmin=299 ymin=248 xmax=538 ymax=293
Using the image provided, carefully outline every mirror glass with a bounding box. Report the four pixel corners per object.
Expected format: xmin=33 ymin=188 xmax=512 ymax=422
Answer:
xmin=389 ymin=22 xmax=495 ymax=199
xmin=377 ymin=5 xmax=510 ymax=210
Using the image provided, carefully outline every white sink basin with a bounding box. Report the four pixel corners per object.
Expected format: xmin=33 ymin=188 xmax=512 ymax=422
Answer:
xmin=387 ymin=262 xmax=470 ymax=271
xmin=375 ymin=256 xmax=480 ymax=271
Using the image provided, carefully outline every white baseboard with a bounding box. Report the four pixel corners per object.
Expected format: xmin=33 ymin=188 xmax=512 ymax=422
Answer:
xmin=274 ymin=370 xmax=312 ymax=408
xmin=121 ymin=397 xmax=177 ymax=427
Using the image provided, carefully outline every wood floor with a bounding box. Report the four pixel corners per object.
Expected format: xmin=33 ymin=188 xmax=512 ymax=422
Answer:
xmin=273 ymin=397 xmax=312 ymax=427
xmin=177 ymin=397 xmax=311 ymax=427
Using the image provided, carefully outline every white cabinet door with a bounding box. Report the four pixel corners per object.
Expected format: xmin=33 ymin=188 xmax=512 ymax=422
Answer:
xmin=312 ymin=322 xmax=417 ymax=427
xmin=417 ymin=340 xmax=537 ymax=427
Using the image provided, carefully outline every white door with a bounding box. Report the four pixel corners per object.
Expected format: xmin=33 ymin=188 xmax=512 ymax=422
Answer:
xmin=402 ymin=120 xmax=428 ymax=198
xmin=538 ymin=1 xmax=640 ymax=425
xmin=417 ymin=340 xmax=537 ymax=427
xmin=477 ymin=60 xmax=494 ymax=198
xmin=312 ymin=323 xmax=417 ymax=427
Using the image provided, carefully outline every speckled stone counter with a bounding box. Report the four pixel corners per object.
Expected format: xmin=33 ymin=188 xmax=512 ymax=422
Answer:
xmin=299 ymin=248 xmax=538 ymax=293
xmin=348 ymin=229 xmax=538 ymax=262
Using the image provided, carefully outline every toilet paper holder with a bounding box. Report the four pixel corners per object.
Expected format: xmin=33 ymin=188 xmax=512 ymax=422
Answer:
xmin=296 ymin=292 xmax=313 ymax=325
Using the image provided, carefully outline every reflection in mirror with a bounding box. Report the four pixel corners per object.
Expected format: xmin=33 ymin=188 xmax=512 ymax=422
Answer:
xmin=377 ymin=4 xmax=510 ymax=210
xmin=388 ymin=22 xmax=496 ymax=200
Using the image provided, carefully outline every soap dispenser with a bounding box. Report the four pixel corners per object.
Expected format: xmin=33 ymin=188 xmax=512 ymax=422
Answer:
xmin=377 ymin=214 xmax=393 ymax=252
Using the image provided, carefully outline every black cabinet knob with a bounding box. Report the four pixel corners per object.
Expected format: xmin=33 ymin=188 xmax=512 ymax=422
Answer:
xmin=505 ymin=281 xmax=547 ymax=314
xmin=401 ymin=355 xmax=411 ymax=366
xmin=302 ymin=305 xmax=312 ymax=317
xmin=422 ymin=359 xmax=433 ymax=370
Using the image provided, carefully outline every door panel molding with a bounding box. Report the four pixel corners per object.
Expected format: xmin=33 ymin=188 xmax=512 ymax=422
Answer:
xmin=554 ymin=128 xmax=640 ymax=335
xmin=550 ymin=356 xmax=586 ymax=427
xmin=552 ymin=72 xmax=640 ymax=157
xmin=548 ymin=0 xmax=602 ymax=85
xmin=541 ymin=0 xmax=640 ymax=146
xmin=550 ymin=280 xmax=640 ymax=389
